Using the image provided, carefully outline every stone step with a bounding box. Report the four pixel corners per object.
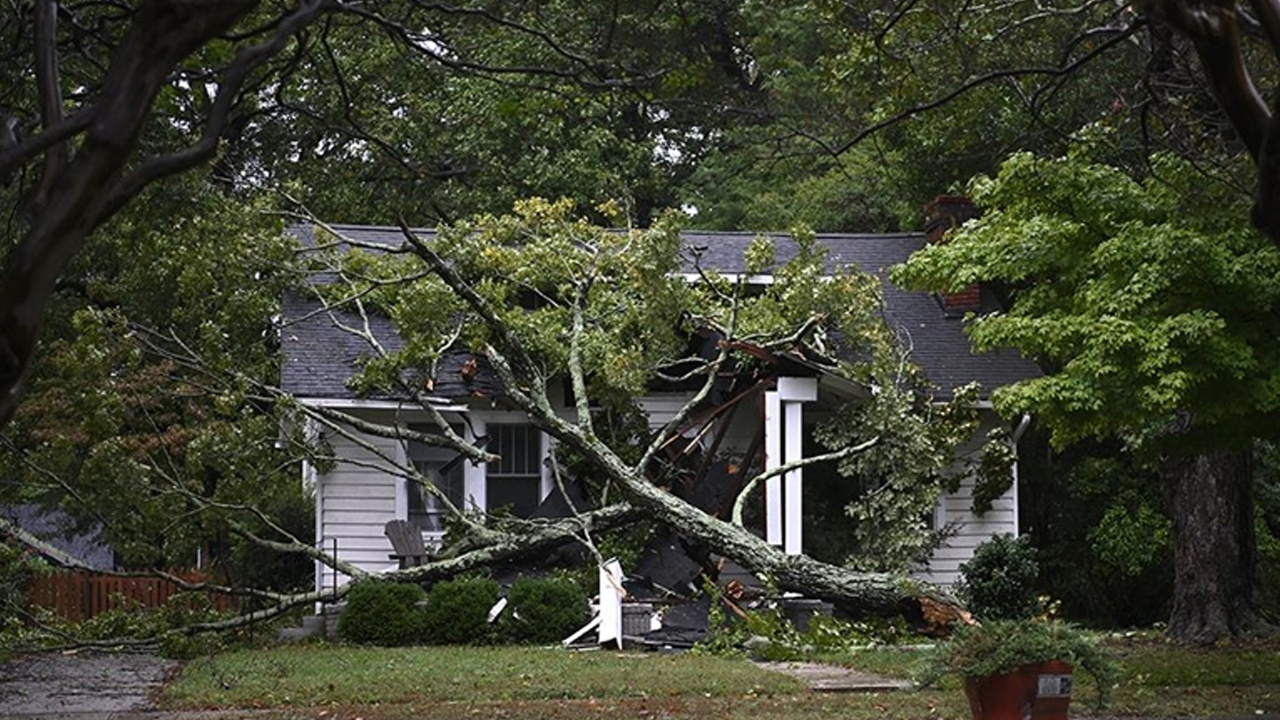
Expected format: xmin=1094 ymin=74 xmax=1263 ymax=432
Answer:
xmin=754 ymin=661 xmax=913 ymax=693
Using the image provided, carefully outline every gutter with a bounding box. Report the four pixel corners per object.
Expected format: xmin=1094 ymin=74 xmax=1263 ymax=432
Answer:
xmin=1011 ymin=413 xmax=1032 ymax=444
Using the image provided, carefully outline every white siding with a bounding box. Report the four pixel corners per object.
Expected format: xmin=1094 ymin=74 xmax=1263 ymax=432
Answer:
xmin=315 ymin=425 xmax=405 ymax=591
xmin=311 ymin=406 xmax=564 ymax=594
xmin=914 ymin=412 xmax=1018 ymax=587
xmin=638 ymin=393 xmax=697 ymax=429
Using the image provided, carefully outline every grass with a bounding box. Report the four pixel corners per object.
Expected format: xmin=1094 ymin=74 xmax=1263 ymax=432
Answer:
xmin=161 ymin=640 xmax=1280 ymax=719
xmin=1114 ymin=640 xmax=1280 ymax=685
xmin=163 ymin=645 xmax=803 ymax=709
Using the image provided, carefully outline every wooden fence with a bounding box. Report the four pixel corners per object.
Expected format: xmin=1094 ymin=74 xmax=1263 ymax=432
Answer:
xmin=28 ymin=570 xmax=237 ymax=622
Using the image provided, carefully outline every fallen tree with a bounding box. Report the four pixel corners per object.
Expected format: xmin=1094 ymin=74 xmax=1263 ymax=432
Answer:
xmin=2 ymin=202 xmax=992 ymax=649
xmin=294 ymin=201 xmax=987 ymax=617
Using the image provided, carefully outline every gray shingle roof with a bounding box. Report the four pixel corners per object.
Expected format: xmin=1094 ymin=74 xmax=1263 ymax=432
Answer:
xmin=0 ymin=504 xmax=115 ymax=570
xmin=280 ymin=225 xmax=1039 ymax=400
xmin=681 ymin=231 xmax=1040 ymax=397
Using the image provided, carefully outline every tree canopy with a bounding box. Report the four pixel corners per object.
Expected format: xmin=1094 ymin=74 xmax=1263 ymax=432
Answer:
xmin=896 ymin=148 xmax=1279 ymax=640
xmin=896 ymin=149 xmax=1280 ymax=454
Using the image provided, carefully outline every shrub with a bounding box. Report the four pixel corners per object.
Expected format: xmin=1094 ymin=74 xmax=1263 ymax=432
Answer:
xmin=337 ymin=581 xmax=427 ymax=646
xmin=959 ymin=534 xmax=1039 ymax=620
xmin=422 ymin=577 xmax=499 ymax=645
xmin=501 ymin=576 xmax=589 ymax=644
xmin=917 ymin=620 xmax=1117 ymax=708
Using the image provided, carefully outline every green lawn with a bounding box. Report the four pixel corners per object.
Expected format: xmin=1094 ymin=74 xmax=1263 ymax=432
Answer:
xmin=164 ymin=645 xmax=803 ymax=708
xmin=161 ymin=641 xmax=1280 ymax=719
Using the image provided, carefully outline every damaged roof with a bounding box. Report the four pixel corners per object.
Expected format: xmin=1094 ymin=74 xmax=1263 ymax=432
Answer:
xmin=279 ymin=224 xmax=1038 ymax=401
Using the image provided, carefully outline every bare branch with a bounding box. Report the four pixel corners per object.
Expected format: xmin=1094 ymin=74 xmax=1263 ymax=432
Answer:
xmin=105 ymin=0 xmax=334 ymax=212
xmin=731 ymin=436 xmax=880 ymax=527
xmin=635 ymin=292 xmax=740 ymax=475
xmin=833 ymin=20 xmax=1143 ymax=157
xmin=0 ymin=112 xmax=91 ymax=186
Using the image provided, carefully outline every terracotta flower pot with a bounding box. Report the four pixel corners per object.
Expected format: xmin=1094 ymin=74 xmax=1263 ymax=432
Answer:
xmin=963 ymin=659 xmax=1073 ymax=720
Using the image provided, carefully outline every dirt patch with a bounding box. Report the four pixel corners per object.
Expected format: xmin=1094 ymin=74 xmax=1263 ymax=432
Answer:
xmin=0 ymin=651 xmax=178 ymax=717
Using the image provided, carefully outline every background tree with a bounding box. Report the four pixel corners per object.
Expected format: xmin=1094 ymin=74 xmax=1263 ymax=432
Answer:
xmin=1135 ymin=0 xmax=1280 ymax=244
xmin=1019 ymin=439 xmax=1176 ymax=627
xmin=896 ymin=148 xmax=1280 ymax=640
xmin=0 ymin=0 xmax=766 ymax=431
xmin=679 ymin=0 xmax=1150 ymax=231
xmin=0 ymin=173 xmax=313 ymax=590
xmin=0 ymin=0 xmax=332 ymax=429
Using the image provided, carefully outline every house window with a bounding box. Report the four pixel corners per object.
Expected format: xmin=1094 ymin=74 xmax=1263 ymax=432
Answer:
xmin=486 ymin=423 xmax=542 ymax=518
xmin=407 ymin=432 xmax=465 ymax=534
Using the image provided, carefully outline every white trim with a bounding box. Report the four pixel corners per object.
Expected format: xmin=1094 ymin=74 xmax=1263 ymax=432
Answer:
xmin=678 ymin=272 xmax=776 ymax=285
xmin=1009 ymin=414 xmax=1030 ymax=538
xmin=1011 ymin=456 xmax=1020 ymax=538
xmin=394 ymin=436 xmax=409 ymax=521
xmin=539 ymin=431 xmax=553 ymax=502
xmin=301 ymin=418 xmax=319 ymax=490
xmin=464 ymin=419 xmax=487 ymax=511
xmin=312 ymin=457 xmax=323 ymax=600
xmin=777 ymin=377 xmax=818 ymax=402
xmin=598 ymin=559 xmax=624 ymax=648
xmin=300 ymin=397 xmax=470 ymax=413
xmin=764 ymin=391 xmax=782 ymax=546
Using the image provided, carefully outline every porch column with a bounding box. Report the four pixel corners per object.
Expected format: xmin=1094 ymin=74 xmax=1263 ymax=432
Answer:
xmin=765 ymin=377 xmax=818 ymax=555
xmin=764 ymin=391 xmax=782 ymax=545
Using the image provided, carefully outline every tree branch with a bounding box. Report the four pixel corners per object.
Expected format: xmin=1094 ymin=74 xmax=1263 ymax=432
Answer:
xmin=833 ymin=20 xmax=1142 ymax=157
xmin=31 ymin=0 xmax=67 ymax=209
xmin=1138 ymin=0 xmax=1270 ymax=157
xmin=730 ymin=437 xmax=879 ymax=526
xmin=105 ymin=0 xmax=333 ymax=213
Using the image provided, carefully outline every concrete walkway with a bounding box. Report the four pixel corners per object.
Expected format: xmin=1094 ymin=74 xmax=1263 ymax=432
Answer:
xmin=754 ymin=660 xmax=913 ymax=692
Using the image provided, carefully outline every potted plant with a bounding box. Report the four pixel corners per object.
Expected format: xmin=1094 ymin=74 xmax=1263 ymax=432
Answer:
xmin=917 ymin=620 xmax=1118 ymax=720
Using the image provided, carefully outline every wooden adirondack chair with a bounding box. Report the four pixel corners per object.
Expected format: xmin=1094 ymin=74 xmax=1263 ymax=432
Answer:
xmin=384 ymin=519 xmax=428 ymax=568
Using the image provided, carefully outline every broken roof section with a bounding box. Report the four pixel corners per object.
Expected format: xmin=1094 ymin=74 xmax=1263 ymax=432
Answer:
xmin=279 ymin=224 xmax=1038 ymax=402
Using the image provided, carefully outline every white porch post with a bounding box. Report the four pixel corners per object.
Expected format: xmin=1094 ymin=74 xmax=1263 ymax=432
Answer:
xmin=775 ymin=377 xmax=818 ymax=556
xmin=764 ymin=391 xmax=783 ymax=546
xmin=784 ymin=400 xmax=804 ymax=555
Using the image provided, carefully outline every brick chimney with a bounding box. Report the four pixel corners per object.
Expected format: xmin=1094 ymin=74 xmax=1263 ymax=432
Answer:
xmin=923 ymin=195 xmax=981 ymax=316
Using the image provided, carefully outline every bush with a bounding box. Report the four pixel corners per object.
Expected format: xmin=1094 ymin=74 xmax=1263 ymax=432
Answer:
xmin=959 ymin=534 xmax=1039 ymax=620
xmin=422 ymin=577 xmax=499 ymax=645
xmin=337 ymin=581 xmax=427 ymax=646
xmin=917 ymin=620 xmax=1117 ymax=708
xmin=500 ymin=576 xmax=588 ymax=644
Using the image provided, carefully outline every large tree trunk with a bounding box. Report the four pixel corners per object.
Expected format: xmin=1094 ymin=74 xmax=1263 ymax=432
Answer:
xmin=1161 ymin=447 xmax=1263 ymax=643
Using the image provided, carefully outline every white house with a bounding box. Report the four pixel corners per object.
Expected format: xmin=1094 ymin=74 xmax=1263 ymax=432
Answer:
xmin=281 ymin=222 xmax=1039 ymax=596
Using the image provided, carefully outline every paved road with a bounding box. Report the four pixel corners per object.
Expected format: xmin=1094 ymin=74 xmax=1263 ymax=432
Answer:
xmin=0 ymin=651 xmax=176 ymax=718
